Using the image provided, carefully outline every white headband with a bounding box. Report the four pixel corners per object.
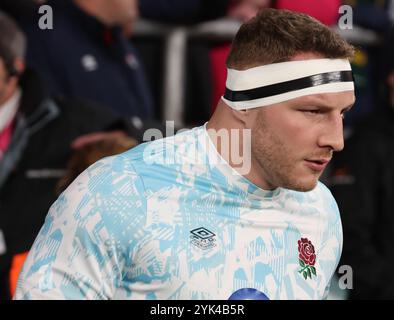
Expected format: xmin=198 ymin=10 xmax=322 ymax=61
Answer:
xmin=221 ymin=58 xmax=354 ymax=110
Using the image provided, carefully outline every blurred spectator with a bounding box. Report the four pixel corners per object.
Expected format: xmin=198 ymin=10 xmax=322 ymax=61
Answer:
xmin=274 ymin=0 xmax=341 ymax=26
xmin=139 ymin=0 xmax=230 ymax=24
xmin=23 ymin=0 xmax=154 ymax=119
xmin=328 ymin=30 xmax=394 ymax=299
xmin=0 ymin=11 xmax=133 ymax=300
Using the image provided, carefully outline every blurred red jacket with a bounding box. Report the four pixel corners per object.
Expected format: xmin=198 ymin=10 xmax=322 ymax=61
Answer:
xmin=275 ymin=0 xmax=341 ymax=26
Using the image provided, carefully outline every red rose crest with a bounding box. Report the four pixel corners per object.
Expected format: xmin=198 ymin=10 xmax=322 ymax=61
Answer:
xmin=298 ymin=238 xmax=317 ymax=280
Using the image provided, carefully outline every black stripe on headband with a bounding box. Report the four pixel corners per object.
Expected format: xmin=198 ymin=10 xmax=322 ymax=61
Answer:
xmin=224 ymin=70 xmax=354 ymax=102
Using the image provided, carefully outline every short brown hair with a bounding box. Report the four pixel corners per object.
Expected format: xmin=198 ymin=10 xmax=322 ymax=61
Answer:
xmin=226 ymin=9 xmax=354 ymax=70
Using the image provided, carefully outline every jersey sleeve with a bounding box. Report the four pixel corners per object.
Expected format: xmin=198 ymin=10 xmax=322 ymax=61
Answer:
xmin=14 ymin=154 xmax=147 ymax=300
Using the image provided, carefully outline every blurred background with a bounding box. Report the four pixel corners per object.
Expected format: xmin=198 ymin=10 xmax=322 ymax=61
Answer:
xmin=1 ymin=0 xmax=393 ymax=300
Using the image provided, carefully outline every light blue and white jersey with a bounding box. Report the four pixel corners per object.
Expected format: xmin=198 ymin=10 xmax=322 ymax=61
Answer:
xmin=15 ymin=125 xmax=342 ymax=300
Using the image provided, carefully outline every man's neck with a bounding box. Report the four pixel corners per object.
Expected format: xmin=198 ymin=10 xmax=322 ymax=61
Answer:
xmin=73 ymin=0 xmax=112 ymax=26
xmin=206 ymin=105 xmax=276 ymax=191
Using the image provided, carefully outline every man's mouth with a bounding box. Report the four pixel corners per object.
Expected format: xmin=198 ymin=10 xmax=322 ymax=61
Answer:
xmin=304 ymin=158 xmax=331 ymax=172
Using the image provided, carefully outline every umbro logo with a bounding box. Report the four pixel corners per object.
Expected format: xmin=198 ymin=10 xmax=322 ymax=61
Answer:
xmin=190 ymin=227 xmax=216 ymax=250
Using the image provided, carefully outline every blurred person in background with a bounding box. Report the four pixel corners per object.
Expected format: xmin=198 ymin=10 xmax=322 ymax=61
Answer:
xmin=139 ymin=0 xmax=270 ymax=24
xmin=329 ymin=30 xmax=394 ymax=299
xmin=0 ymin=10 xmax=135 ymax=300
xmin=139 ymin=0 xmax=230 ymax=24
xmin=274 ymin=0 xmax=341 ymax=26
xmin=0 ymin=0 xmax=274 ymax=125
xmin=23 ymin=0 xmax=154 ymax=120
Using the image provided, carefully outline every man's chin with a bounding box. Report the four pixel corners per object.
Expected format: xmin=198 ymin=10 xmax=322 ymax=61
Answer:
xmin=282 ymin=177 xmax=319 ymax=192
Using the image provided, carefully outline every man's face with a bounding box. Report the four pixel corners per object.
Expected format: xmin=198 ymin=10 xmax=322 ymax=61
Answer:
xmin=247 ymin=53 xmax=355 ymax=192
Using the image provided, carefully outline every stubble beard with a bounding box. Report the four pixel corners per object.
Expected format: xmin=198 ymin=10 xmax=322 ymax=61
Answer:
xmin=252 ymin=119 xmax=320 ymax=192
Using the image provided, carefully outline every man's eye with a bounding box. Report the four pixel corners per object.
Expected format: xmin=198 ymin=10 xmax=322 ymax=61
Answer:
xmin=301 ymin=110 xmax=321 ymax=114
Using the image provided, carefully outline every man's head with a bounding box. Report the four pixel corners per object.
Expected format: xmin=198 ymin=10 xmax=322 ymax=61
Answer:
xmin=0 ymin=11 xmax=26 ymax=106
xmin=74 ymin=0 xmax=139 ymax=27
xmin=211 ymin=9 xmax=355 ymax=192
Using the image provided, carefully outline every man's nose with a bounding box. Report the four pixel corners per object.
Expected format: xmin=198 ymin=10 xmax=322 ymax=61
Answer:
xmin=317 ymin=115 xmax=344 ymax=152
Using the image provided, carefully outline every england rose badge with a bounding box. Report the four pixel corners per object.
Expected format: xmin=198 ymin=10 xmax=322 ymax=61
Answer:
xmin=298 ymin=238 xmax=317 ymax=280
